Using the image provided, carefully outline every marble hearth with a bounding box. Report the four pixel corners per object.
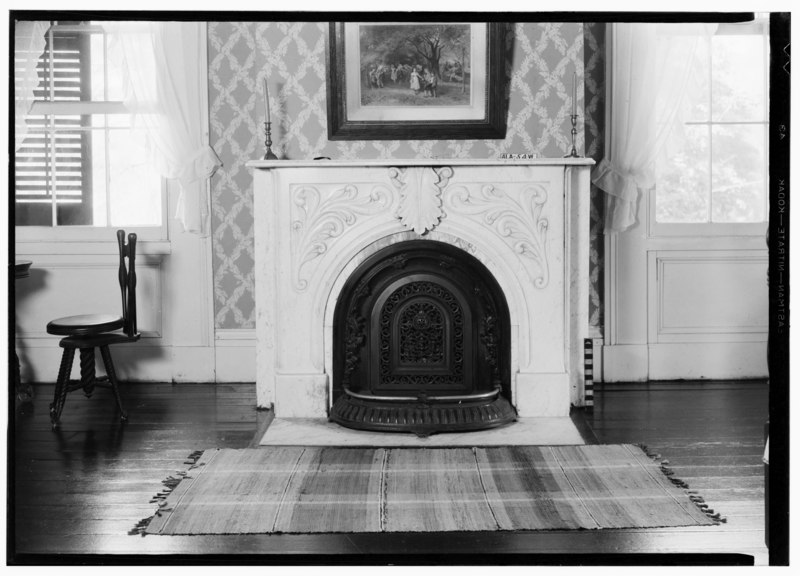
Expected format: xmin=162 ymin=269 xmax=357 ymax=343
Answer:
xmin=248 ymin=158 xmax=593 ymax=421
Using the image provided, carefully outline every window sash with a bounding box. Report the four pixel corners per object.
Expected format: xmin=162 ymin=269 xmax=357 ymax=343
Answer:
xmin=651 ymin=22 xmax=769 ymax=236
xmin=15 ymin=21 xmax=166 ymax=235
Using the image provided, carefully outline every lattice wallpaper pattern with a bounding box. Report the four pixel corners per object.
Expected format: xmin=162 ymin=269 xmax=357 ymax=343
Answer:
xmin=208 ymin=21 xmax=603 ymax=330
xmin=583 ymin=22 xmax=605 ymax=330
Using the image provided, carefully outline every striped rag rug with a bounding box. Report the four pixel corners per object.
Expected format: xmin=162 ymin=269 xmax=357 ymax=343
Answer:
xmin=138 ymin=444 xmax=718 ymax=535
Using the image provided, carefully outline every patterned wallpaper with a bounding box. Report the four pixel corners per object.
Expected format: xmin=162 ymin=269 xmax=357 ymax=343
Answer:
xmin=584 ymin=22 xmax=606 ymax=330
xmin=208 ymin=21 xmax=603 ymax=330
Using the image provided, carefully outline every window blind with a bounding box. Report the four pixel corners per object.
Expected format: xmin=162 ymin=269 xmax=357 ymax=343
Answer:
xmin=15 ymin=27 xmax=93 ymax=226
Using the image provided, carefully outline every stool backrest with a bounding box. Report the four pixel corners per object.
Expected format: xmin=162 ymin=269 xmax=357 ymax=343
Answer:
xmin=116 ymin=230 xmax=138 ymax=337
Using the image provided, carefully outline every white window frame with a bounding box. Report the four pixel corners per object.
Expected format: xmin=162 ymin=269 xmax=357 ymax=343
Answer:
xmin=14 ymin=21 xmax=169 ymax=244
xmin=649 ymin=18 xmax=770 ymax=239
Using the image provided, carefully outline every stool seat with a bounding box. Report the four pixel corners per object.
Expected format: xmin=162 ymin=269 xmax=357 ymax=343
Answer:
xmin=60 ymin=331 xmax=140 ymax=349
xmin=47 ymin=314 xmax=124 ymax=336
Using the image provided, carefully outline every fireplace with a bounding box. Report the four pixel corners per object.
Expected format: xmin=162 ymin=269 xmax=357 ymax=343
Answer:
xmin=330 ymin=240 xmax=515 ymax=434
xmin=249 ymin=158 xmax=593 ymax=425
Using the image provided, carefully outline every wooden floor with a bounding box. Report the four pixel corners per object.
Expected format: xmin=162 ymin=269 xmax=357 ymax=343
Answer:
xmin=9 ymin=380 xmax=769 ymax=565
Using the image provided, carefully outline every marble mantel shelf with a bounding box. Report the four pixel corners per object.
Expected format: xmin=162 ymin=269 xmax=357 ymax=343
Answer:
xmin=247 ymin=157 xmax=594 ymax=169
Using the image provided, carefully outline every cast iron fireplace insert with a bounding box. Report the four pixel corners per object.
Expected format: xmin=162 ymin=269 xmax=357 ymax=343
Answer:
xmin=331 ymin=240 xmax=516 ymax=435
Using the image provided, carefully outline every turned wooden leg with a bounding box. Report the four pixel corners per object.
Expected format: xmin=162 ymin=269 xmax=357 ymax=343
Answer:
xmin=79 ymin=348 xmax=97 ymax=397
xmin=50 ymin=346 xmax=75 ymax=429
xmin=99 ymin=345 xmax=127 ymax=421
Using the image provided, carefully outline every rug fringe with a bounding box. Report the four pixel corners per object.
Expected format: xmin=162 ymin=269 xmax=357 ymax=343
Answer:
xmin=128 ymin=516 xmax=154 ymax=536
xmin=637 ymin=443 xmax=726 ymax=525
xmin=128 ymin=449 xmax=206 ymax=536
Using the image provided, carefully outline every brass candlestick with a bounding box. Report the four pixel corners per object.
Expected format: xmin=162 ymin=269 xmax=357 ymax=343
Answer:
xmin=263 ymin=121 xmax=278 ymax=160
xmin=564 ymin=114 xmax=580 ymax=158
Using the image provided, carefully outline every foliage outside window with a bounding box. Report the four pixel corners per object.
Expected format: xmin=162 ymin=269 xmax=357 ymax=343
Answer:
xmin=655 ymin=20 xmax=769 ymax=226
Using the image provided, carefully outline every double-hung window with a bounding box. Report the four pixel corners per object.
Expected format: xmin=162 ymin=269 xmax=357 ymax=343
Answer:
xmin=14 ymin=21 xmax=165 ymax=239
xmin=653 ymin=17 xmax=769 ymax=236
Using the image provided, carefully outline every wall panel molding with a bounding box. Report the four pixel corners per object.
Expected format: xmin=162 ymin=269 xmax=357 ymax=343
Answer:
xmin=649 ymin=250 xmax=768 ymax=344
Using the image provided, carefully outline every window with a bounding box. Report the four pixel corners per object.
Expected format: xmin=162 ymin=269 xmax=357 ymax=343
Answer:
xmin=654 ymin=19 xmax=769 ymax=233
xmin=14 ymin=22 xmax=164 ymax=230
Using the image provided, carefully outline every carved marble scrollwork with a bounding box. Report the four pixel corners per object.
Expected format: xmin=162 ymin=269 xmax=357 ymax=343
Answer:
xmin=390 ymin=166 xmax=454 ymax=235
xmin=290 ymin=184 xmax=393 ymax=291
xmin=445 ymin=183 xmax=550 ymax=288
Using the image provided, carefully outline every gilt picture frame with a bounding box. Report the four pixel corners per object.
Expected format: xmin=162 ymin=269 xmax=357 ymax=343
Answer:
xmin=326 ymin=22 xmax=507 ymax=140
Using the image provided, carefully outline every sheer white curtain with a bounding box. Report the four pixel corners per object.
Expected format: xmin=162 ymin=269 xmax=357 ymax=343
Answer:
xmin=106 ymin=21 xmax=222 ymax=235
xmin=14 ymin=21 xmax=49 ymax=152
xmin=594 ymin=23 xmax=717 ymax=232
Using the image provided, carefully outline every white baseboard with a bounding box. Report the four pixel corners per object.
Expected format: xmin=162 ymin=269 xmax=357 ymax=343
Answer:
xmin=215 ymin=329 xmax=256 ymax=382
xmin=602 ymin=344 xmax=649 ymax=382
xmin=591 ymin=337 xmax=603 ymax=385
xmin=23 ymin=329 xmax=762 ymax=387
xmin=648 ymin=342 xmax=767 ymax=380
xmin=170 ymin=346 xmax=217 ymax=382
xmin=214 ymin=329 xmax=257 ymax=343
xmin=602 ymin=342 xmax=768 ymax=382
xmin=16 ymin=342 xmax=216 ymax=383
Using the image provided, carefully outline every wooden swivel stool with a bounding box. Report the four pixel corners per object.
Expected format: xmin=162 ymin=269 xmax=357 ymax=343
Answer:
xmin=46 ymin=230 xmax=140 ymax=429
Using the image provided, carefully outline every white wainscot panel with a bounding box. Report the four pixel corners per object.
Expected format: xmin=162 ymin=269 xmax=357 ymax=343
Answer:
xmin=14 ymin=254 xmax=163 ymax=341
xmin=651 ymin=250 xmax=768 ymax=343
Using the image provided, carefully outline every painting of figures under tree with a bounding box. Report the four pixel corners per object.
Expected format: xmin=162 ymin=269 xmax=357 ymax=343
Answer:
xmin=358 ymin=24 xmax=472 ymax=107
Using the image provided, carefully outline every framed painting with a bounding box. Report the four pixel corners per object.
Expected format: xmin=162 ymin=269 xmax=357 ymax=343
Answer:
xmin=326 ymin=22 xmax=507 ymax=140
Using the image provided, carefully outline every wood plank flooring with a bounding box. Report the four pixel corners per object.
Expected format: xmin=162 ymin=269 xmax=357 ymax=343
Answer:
xmin=9 ymin=380 xmax=769 ymax=564
xmin=587 ymin=380 xmax=769 ymax=564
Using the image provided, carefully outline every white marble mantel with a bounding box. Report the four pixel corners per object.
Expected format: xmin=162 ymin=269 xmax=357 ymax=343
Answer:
xmin=248 ymin=157 xmax=594 ymax=418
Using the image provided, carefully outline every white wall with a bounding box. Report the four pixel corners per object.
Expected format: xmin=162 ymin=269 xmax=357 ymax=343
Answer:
xmin=13 ymin=183 xmax=242 ymax=384
xmin=603 ymin=189 xmax=768 ymax=382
